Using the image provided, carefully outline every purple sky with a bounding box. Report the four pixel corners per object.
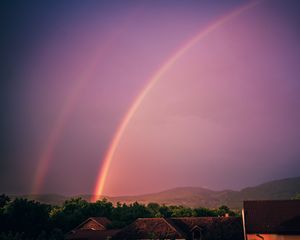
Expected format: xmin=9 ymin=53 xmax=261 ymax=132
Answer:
xmin=1 ymin=0 xmax=300 ymax=196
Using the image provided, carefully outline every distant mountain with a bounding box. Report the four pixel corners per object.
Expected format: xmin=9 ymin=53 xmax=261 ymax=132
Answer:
xmin=223 ymin=176 xmax=300 ymax=208
xmin=92 ymin=176 xmax=300 ymax=209
xmin=9 ymin=176 xmax=300 ymax=209
xmin=11 ymin=194 xmax=69 ymax=206
xmin=104 ymin=187 xmax=228 ymax=209
xmin=104 ymin=176 xmax=300 ymax=209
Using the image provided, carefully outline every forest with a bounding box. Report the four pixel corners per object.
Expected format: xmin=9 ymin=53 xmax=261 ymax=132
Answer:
xmin=0 ymin=194 xmax=237 ymax=240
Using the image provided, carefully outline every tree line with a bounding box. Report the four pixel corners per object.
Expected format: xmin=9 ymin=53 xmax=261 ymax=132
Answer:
xmin=0 ymin=194 xmax=237 ymax=240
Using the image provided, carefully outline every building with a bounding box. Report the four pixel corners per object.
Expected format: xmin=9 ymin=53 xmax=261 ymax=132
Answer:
xmin=113 ymin=217 xmax=243 ymax=240
xmin=67 ymin=216 xmax=243 ymax=240
xmin=242 ymin=200 xmax=300 ymax=240
xmin=66 ymin=217 xmax=119 ymax=240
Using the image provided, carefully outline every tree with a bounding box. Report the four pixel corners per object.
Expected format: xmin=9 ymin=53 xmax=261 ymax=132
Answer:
xmin=0 ymin=194 xmax=10 ymax=209
xmin=50 ymin=198 xmax=89 ymax=232
xmin=0 ymin=232 xmax=24 ymax=240
xmin=169 ymin=205 xmax=194 ymax=217
xmin=194 ymin=207 xmax=217 ymax=217
xmin=158 ymin=205 xmax=172 ymax=218
xmin=0 ymin=195 xmax=240 ymax=238
xmin=216 ymin=205 xmax=236 ymax=217
xmin=85 ymin=198 xmax=113 ymax=218
xmin=147 ymin=202 xmax=161 ymax=217
xmin=293 ymin=193 xmax=300 ymax=200
xmin=3 ymin=198 xmax=51 ymax=238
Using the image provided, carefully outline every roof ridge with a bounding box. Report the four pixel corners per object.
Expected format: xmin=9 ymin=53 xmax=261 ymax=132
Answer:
xmin=162 ymin=218 xmax=187 ymax=238
xmin=90 ymin=217 xmax=110 ymax=220
xmin=74 ymin=217 xmax=111 ymax=230
xmin=135 ymin=217 xmax=187 ymax=238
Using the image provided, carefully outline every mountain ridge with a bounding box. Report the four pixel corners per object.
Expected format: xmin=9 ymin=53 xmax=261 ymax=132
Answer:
xmin=8 ymin=176 xmax=300 ymax=209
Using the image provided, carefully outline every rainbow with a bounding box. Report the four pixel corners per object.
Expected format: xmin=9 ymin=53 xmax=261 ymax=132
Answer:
xmin=31 ymin=19 xmax=134 ymax=194
xmin=92 ymin=0 xmax=263 ymax=201
xmin=32 ymin=68 xmax=94 ymax=194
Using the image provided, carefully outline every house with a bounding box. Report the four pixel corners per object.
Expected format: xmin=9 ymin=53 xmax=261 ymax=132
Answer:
xmin=113 ymin=217 xmax=243 ymax=240
xmin=74 ymin=217 xmax=112 ymax=231
xmin=242 ymin=200 xmax=300 ymax=240
xmin=66 ymin=217 xmax=120 ymax=240
xmin=170 ymin=217 xmax=243 ymax=240
xmin=113 ymin=217 xmax=186 ymax=239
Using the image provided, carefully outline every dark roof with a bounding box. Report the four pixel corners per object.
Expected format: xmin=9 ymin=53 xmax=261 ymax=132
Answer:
xmin=171 ymin=217 xmax=216 ymax=233
xmin=75 ymin=217 xmax=112 ymax=230
xmin=278 ymin=216 xmax=300 ymax=234
xmin=66 ymin=229 xmax=119 ymax=240
xmin=113 ymin=218 xmax=186 ymax=240
xmin=243 ymin=200 xmax=300 ymax=234
xmin=113 ymin=217 xmax=243 ymax=240
xmin=90 ymin=217 xmax=111 ymax=228
xmin=171 ymin=217 xmax=243 ymax=240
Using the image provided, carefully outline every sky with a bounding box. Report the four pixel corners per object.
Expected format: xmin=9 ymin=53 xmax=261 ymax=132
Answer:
xmin=1 ymin=0 xmax=300 ymax=197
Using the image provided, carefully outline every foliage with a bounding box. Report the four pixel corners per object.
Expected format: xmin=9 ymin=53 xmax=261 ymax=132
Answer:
xmin=0 ymin=194 xmax=10 ymax=209
xmin=216 ymin=205 xmax=236 ymax=217
xmin=292 ymin=193 xmax=300 ymax=200
xmin=169 ymin=205 xmax=195 ymax=217
xmin=0 ymin=194 xmax=239 ymax=240
xmin=0 ymin=232 xmax=24 ymax=240
xmin=194 ymin=207 xmax=218 ymax=217
xmin=2 ymin=198 xmax=51 ymax=239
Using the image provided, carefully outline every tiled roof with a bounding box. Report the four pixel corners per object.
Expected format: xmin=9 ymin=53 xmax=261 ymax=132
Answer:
xmin=113 ymin=218 xmax=186 ymax=240
xmin=113 ymin=217 xmax=243 ymax=240
xmin=66 ymin=229 xmax=119 ymax=240
xmin=89 ymin=217 xmax=112 ymax=228
xmin=75 ymin=217 xmax=112 ymax=230
xmin=171 ymin=217 xmax=243 ymax=240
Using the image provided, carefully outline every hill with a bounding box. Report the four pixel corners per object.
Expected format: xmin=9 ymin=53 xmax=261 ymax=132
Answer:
xmin=223 ymin=176 xmax=300 ymax=208
xmin=104 ymin=187 xmax=229 ymax=208
xmin=91 ymin=176 xmax=300 ymax=209
xmin=10 ymin=176 xmax=300 ymax=209
xmin=11 ymin=194 xmax=69 ymax=206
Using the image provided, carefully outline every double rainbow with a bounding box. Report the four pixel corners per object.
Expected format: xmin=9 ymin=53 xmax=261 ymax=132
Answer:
xmin=30 ymin=0 xmax=263 ymax=199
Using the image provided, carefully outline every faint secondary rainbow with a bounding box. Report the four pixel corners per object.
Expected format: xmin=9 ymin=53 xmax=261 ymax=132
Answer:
xmin=31 ymin=13 xmax=139 ymax=194
xmin=31 ymin=53 xmax=109 ymax=194
xmin=32 ymin=65 xmax=95 ymax=194
xmin=92 ymin=0 xmax=263 ymax=201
